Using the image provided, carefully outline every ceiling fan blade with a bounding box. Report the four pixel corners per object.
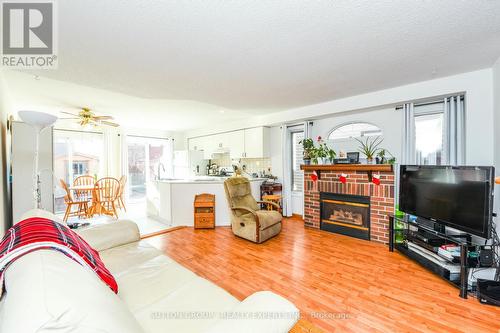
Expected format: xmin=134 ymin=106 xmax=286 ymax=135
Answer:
xmin=100 ymin=120 xmax=120 ymax=127
xmin=60 ymin=111 xmax=79 ymax=116
xmin=59 ymin=117 xmax=80 ymax=120
xmin=93 ymin=115 xmax=113 ymax=120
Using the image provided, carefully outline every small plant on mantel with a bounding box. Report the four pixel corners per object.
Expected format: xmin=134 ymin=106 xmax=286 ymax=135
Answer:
xmin=299 ymin=138 xmax=314 ymax=165
xmin=355 ymin=136 xmax=383 ymax=164
xmin=312 ymin=136 xmax=329 ymax=164
xmin=377 ymin=148 xmax=396 ymax=165
xmin=327 ymin=146 xmax=336 ymax=164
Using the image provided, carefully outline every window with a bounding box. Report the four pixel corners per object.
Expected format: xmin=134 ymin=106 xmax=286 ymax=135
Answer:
xmin=327 ymin=122 xmax=384 ymax=158
xmin=402 ymin=95 xmax=465 ymax=165
xmin=53 ymin=130 xmax=105 ymax=213
xmin=291 ymin=131 xmax=304 ymax=191
xmin=328 ymin=122 xmax=382 ymax=140
xmin=415 ymin=112 xmax=443 ymax=165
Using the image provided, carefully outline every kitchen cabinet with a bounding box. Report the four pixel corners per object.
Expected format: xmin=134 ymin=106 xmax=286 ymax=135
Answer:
xmin=189 ymin=136 xmax=213 ymax=159
xmin=187 ymin=126 xmax=269 ymax=159
xmin=188 ymin=137 xmax=203 ymax=151
xmin=227 ymin=130 xmax=245 ymax=158
xmin=243 ymin=127 xmax=270 ymax=158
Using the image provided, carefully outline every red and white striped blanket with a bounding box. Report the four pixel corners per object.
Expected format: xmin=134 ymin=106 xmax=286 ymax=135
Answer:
xmin=0 ymin=217 xmax=117 ymax=297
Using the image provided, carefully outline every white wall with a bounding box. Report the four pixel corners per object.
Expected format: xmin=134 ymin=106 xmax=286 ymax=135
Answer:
xmin=187 ymin=69 xmax=495 ymax=166
xmin=0 ymin=72 xmax=12 ymax=235
xmin=493 ymin=57 xmax=500 ymax=235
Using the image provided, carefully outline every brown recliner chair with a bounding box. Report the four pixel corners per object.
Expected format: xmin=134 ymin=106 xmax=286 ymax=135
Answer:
xmin=223 ymin=177 xmax=282 ymax=243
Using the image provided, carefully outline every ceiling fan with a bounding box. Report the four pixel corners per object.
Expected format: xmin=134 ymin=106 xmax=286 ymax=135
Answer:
xmin=60 ymin=107 xmax=119 ymax=127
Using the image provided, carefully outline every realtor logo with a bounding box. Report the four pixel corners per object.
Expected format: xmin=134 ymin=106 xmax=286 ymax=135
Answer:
xmin=1 ymin=1 xmax=57 ymax=68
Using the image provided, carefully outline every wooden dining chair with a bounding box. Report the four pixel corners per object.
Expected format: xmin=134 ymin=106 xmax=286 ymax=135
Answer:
xmin=60 ymin=179 xmax=89 ymax=222
xmin=73 ymin=175 xmax=95 ymax=200
xmin=94 ymin=177 xmax=120 ymax=218
xmin=116 ymin=175 xmax=127 ymax=212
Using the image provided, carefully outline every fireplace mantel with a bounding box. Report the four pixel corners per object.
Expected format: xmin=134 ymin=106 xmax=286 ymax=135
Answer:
xmin=300 ymin=164 xmax=393 ymax=181
xmin=300 ymin=164 xmax=393 ymax=172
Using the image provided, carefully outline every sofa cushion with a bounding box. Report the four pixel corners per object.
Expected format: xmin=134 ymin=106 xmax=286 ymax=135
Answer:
xmin=203 ymin=291 xmax=299 ymax=333
xmin=99 ymin=240 xmax=164 ymax=274
xmin=76 ymin=220 xmax=140 ymax=252
xmin=134 ymin=277 xmax=240 ymax=333
xmin=18 ymin=208 xmax=65 ymax=225
xmin=0 ymin=250 xmax=143 ymax=333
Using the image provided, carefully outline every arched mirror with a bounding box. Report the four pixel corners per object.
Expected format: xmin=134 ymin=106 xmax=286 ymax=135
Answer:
xmin=327 ymin=122 xmax=383 ymax=160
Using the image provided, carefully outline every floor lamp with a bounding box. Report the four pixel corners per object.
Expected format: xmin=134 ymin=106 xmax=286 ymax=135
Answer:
xmin=18 ymin=111 xmax=58 ymax=209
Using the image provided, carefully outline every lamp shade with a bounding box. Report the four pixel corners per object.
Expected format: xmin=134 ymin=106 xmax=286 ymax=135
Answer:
xmin=18 ymin=111 xmax=57 ymax=131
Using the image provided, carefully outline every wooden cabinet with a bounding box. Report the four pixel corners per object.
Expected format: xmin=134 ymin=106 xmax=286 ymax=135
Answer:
xmin=194 ymin=193 xmax=215 ymax=229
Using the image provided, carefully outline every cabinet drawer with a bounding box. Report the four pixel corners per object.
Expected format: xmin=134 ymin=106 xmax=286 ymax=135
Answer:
xmin=195 ymin=214 xmax=215 ymax=228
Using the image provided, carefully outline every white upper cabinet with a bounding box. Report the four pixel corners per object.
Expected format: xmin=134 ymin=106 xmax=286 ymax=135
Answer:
xmin=227 ymin=130 xmax=245 ymax=158
xmin=188 ymin=137 xmax=203 ymax=151
xmin=188 ymin=127 xmax=269 ymax=160
xmin=243 ymin=127 xmax=270 ymax=158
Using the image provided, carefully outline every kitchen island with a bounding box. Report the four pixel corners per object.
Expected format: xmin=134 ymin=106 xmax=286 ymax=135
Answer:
xmin=147 ymin=177 xmax=266 ymax=227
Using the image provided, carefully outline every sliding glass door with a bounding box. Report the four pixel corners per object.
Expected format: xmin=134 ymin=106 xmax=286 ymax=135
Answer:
xmin=53 ymin=129 xmax=104 ymax=213
xmin=126 ymin=136 xmax=173 ymax=202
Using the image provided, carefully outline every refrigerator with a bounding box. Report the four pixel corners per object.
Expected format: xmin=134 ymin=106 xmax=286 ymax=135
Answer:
xmin=173 ymin=150 xmax=207 ymax=179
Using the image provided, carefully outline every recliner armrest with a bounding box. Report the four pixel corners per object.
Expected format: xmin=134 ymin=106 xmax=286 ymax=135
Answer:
xmin=75 ymin=220 xmax=140 ymax=252
xmin=203 ymin=291 xmax=299 ymax=333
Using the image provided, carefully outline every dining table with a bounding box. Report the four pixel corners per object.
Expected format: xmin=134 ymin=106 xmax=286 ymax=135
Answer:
xmin=68 ymin=184 xmax=114 ymax=217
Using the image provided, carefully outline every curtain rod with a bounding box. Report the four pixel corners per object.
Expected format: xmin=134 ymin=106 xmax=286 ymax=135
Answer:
xmin=395 ymin=95 xmax=464 ymax=110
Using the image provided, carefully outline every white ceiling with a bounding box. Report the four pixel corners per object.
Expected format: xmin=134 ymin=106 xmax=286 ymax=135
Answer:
xmin=10 ymin=0 xmax=500 ymax=130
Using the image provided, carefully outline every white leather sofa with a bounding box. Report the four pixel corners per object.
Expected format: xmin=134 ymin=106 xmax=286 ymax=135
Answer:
xmin=0 ymin=212 xmax=299 ymax=333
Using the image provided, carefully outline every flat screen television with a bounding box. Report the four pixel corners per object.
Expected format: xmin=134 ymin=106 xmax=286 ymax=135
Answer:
xmin=399 ymin=165 xmax=494 ymax=239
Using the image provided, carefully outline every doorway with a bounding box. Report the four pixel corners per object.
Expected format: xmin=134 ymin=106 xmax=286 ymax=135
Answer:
xmin=288 ymin=126 xmax=304 ymax=216
xmin=125 ymin=136 xmax=173 ymax=233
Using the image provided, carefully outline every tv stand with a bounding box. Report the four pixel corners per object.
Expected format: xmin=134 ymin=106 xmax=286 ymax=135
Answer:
xmin=389 ymin=214 xmax=470 ymax=298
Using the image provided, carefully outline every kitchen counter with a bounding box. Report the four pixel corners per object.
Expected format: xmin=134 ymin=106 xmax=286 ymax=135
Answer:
xmin=147 ymin=177 xmax=267 ymax=226
xmin=154 ymin=176 xmax=268 ymax=184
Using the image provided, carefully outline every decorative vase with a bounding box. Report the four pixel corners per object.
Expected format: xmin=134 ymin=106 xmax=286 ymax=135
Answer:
xmin=303 ymin=158 xmax=311 ymax=165
xmin=367 ymin=158 xmax=374 ymax=164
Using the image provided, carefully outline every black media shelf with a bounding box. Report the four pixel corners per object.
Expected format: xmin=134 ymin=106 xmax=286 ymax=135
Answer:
xmin=394 ymin=243 xmax=459 ymax=287
xmin=389 ymin=215 xmax=470 ymax=298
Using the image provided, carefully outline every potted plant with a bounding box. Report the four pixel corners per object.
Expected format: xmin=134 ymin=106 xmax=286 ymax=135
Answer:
xmin=355 ymin=136 xmax=383 ymax=164
xmin=377 ymin=148 xmax=396 ymax=165
xmin=299 ymin=138 xmax=314 ymax=165
xmin=314 ymin=136 xmax=328 ymax=164
xmin=327 ymin=146 xmax=336 ymax=164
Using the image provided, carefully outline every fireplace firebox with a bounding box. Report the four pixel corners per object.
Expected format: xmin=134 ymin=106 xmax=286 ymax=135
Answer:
xmin=320 ymin=192 xmax=370 ymax=240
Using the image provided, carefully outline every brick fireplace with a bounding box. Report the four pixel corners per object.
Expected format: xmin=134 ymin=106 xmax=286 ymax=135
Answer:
xmin=301 ymin=165 xmax=395 ymax=244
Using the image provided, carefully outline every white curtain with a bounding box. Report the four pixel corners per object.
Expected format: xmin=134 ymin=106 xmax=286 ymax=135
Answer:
xmin=281 ymin=125 xmax=292 ymax=217
xmin=444 ymin=95 xmax=466 ymax=165
xmin=401 ymin=103 xmax=415 ymax=164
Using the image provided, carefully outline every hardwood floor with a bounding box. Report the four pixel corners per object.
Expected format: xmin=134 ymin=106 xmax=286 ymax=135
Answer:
xmin=146 ymin=217 xmax=500 ymax=333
